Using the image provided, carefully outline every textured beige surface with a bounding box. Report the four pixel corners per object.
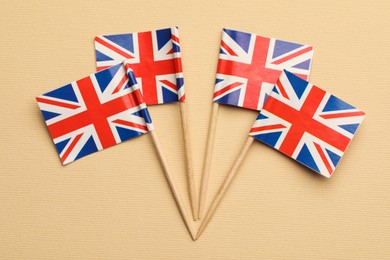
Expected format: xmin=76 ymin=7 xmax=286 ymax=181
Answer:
xmin=1 ymin=0 xmax=389 ymax=259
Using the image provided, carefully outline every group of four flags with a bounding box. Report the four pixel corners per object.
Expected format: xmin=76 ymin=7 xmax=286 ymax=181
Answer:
xmin=36 ymin=27 xmax=365 ymax=240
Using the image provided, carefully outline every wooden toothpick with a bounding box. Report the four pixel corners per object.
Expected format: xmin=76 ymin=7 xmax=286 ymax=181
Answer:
xmin=198 ymin=102 xmax=220 ymax=219
xmin=123 ymin=63 xmax=195 ymax=238
xmin=149 ymin=129 xmax=196 ymax=240
xmin=196 ymin=136 xmax=254 ymax=240
xmin=179 ymin=102 xmax=198 ymax=220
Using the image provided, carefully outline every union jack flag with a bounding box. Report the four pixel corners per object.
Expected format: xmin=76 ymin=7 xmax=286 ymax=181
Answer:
xmin=95 ymin=27 xmax=185 ymax=105
xmin=214 ymin=28 xmax=314 ymax=111
xmin=36 ymin=63 xmax=153 ymax=165
xmin=249 ymin=70 xmax=365 ymax=177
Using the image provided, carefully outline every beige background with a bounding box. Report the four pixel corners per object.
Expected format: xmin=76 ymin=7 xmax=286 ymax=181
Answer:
xmin=1 ymin=0 xmax=389 ymax=259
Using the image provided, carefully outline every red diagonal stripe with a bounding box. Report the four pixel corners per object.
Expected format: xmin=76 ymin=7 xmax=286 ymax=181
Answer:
xmin=276 ymin=80 xmax=289 ymax=99
xmin=313 ymin=142 xmax=333 ymax=175
xmin=320 ymin=111 xmax=365 ymax=119
xmin=272 ymin=46 xmax=313 ymax=65
xmin=213 ymin=82 xmax=243 ymax=98
xmin=36 ymin=97 xmax=80 ymax=109
xmin=159 ymin=79 xmax=177 ymax=91
xmin=60 ymin=133 xmax=83 ymax=163
xmin=95 ymin=36 xmax=134 ymax=59
xmin=220 ymin=41 xmax=238 ymax=56
xmin=112 ymin=119 xmax=148 ymax=131
xmin=250 ymin=124 xmax=286 ymax=133
xmin=97 ymin=65 xmax=110 ymax=71
xmin=171 ymin=34 xmax=180 ymax=43
xmin=112 ymin=73 xmax=129 ymax=94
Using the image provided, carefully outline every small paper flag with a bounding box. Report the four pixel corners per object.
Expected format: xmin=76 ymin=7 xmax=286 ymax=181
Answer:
xmin=250 ymin=70 xmax=365 ymax=177
xmin=95 ymin=27 xmax=184 ymax=105
xmin=214 ymin=28 xmax=314 ymax=110
xmin=36 ymin=64 xmax=153 ymax=165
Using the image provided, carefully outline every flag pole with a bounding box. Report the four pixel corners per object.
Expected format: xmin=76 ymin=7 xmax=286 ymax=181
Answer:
xmin=196 ymin=136 xmax=254 ymax=240
xmin=171 ymin=27 xmax=198 ymax=220
xmin=179 ymin=102 xmax=198 ymax=220
xmin=149 ymin=129 xmax=196 ymax=240
xmin=125 ymin=62 xmax=195 ymax=239
xmin=198 ymin=102 xmax=219 ymax=219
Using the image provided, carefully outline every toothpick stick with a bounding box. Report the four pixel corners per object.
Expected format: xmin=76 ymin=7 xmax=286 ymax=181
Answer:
xmin=198 ymin=102 xmax=219 ymax=219
xmin=196 ymin=136 xmax=254 ymax=240
xmin=149 ymin=129 xmax=196 ymax=240
xmin=179 ymin=102 xmax=198 ymax=220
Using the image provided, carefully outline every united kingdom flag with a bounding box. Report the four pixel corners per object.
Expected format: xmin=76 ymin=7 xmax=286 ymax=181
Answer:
xmin=95 ymin=27 xmax=185 ymax=105
xmin=36 ymin=63 xmax=153 ymax=165
xmin=249 ymin=70 xmax=365 ymax=177
xmin=214 ymin=28 xmax=314 ymax=111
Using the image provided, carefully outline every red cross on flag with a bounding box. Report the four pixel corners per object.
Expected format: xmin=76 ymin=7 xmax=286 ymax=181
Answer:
xmin=214 ymin=28 xmax=314 ymax=111
xmin=36 ymin=64 xmax=153 ymax=165
xmin=95 ymin=27 xmax=184 ymax=105
xmin=250 ymin=70 xmax=365 ymax=177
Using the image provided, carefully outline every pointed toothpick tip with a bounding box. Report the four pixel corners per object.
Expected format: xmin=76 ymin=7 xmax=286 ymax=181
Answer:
xmin=195 ymin=229 xmax=202 ymax=241
xmin=191 ymin=233 xmax=197 ymax=241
